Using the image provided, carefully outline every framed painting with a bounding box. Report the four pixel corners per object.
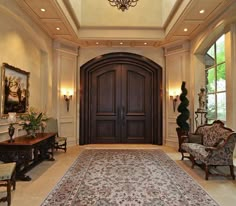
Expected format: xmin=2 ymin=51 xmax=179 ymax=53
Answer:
xmin=1 ymin=63 xmax=30 ymax=116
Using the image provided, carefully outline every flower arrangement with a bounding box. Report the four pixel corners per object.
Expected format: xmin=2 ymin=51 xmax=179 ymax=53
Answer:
xmin=19 ymin=107 xmax=47 ymax=137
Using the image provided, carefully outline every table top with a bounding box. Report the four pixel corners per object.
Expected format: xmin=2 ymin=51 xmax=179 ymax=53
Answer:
xmin=0 ymin=132 xmax=56 ymax=146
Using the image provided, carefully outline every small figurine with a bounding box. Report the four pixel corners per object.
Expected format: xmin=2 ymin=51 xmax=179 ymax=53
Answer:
xmin=198 ymin=87 xmax=206 ymax=111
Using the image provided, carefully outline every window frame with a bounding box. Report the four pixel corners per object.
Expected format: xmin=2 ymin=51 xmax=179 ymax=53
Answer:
xmin=205 ymin=34 xmax=226 ymax=123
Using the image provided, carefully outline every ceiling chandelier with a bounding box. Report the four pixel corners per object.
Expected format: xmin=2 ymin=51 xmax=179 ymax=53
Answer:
xmin=108 ymin=0 xmax=139 ymax=12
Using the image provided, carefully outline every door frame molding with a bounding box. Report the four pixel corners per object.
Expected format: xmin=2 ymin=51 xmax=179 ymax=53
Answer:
xmin=80 ymin=52 xmax=162 ymax=145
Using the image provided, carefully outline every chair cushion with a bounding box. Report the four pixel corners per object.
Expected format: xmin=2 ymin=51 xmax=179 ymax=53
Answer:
xmin=0 ymin=162 xmax=16 ymax=180
xmin=181 ymin=143 xmax=209 ymax=161
xmin=55 ymin=137 xmax=67 ymax=143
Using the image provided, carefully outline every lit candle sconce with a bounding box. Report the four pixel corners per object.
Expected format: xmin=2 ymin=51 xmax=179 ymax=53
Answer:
xmin=169 ymin=90 xmax=180 ymax=112
xmin=61 ymin=89 xmax=73 ymax=112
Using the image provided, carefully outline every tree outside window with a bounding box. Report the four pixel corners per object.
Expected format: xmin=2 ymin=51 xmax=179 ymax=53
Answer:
xmin=204 ymin=34 xmax=226 ymax=123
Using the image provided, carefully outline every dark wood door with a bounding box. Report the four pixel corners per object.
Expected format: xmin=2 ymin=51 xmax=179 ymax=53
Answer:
xmin=90 ymin=63 xmax=152 ymax=143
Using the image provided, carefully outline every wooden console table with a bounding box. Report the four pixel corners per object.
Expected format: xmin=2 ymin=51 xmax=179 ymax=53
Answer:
xmin=0 ymin=132 xmax=56 ymax=181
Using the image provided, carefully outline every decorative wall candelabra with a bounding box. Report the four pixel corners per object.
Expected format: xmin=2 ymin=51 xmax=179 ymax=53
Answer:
xmin=169 ymin=89 xmax=180 ymax=112
xmin=62 ymin=89 xmax=73 ymax=112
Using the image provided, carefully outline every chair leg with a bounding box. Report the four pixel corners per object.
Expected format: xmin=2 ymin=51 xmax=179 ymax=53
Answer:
xmin=12 ymin=169 xmax=16 ymax=190
xmin=190 ymin=155 xmax=195 ymax=168
xmin=205 ymin=165 xmax=209 ymax=180
xmin=64 ymin=141 xmax=67 ymax=152
xmin=7 ymin=179 xmax=11 ymax=206
xmin=229 ymin=165 xmax=235 ymax=180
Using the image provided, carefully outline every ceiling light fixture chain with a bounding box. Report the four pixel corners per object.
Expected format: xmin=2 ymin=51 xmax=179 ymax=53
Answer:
xmin=108 ymin=0 xmax=139 ymax=12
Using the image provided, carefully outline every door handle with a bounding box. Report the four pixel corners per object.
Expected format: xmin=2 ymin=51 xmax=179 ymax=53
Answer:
xmin=120 ymin=107 xmax=123 ymax=120
xmin=121 ymin=106 xmax=125 ymax=125
xmin=118 ymin=107 xmax=121 ymax=122
xmin=122 ymin=106 xmax=125 ymax=121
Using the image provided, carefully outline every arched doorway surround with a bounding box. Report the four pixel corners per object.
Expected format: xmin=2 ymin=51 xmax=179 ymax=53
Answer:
xmin=80 ymin=52 xmax=162 ymax=145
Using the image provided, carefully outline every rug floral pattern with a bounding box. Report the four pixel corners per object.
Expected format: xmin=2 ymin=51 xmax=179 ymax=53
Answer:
xmin=41 ymin=149 xmax=219 ymax=206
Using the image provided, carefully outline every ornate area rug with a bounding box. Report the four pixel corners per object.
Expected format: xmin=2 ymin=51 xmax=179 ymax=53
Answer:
xmin=41 ymin=149 xmax=219 ymax=206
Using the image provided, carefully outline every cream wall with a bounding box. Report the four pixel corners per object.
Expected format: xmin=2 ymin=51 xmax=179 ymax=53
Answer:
xmin=53 ymin=42 xmax=78 ymax=146
xmin=164 ymin=42 xmax=192 ymax=148
xmin=0 ymin=1 xmax=53 ymax=141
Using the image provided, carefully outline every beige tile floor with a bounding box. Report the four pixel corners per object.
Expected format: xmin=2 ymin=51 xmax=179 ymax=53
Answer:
xmin=1 ymin=145 xmax=236 ymax=206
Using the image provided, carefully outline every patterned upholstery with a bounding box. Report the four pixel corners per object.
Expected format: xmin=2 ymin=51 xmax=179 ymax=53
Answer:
xmin=0 ymin=162 xmax=16 ymax=206
xmin=0 ymin=163 xmax=16 ymax=180
xmin=181 ymin=120 xmax=236 ymax=180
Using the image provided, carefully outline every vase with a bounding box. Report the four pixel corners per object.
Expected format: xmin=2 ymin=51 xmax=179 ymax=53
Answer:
xmin=26 ymin=129 xmax=37 ymax=138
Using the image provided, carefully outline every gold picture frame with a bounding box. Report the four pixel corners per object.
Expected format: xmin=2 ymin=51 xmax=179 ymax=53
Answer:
xmin=1 ymin=63 xmax=30 ymax=116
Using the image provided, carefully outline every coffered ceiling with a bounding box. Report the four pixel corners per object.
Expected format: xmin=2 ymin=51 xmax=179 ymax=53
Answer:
xmin=16 ymin=0 xmax=236 ymax=48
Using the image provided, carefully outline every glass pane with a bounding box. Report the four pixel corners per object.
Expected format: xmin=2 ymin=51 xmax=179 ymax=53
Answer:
xmin=205 ymin=44 xmax=215 ymax=68
xmin=207 ymin=94 xmax=216 ymax=120
xmin=217 ymin=92 xmax=226 ymax=121
xmin=206 ymin=68 xmax=215 ymax=92
xmin=216 ymin=64 xmax=226 ymax=92
xmin=207 ymin=119 xmax=214 ymax=124
xmin=216 ymin=35 xmax=225 ymax=64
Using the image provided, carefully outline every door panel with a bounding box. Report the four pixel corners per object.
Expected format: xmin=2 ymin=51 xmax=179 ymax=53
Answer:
xmin=96 ymin=71 xmax=116 ymax=114
xmin=90 ymin=63 xmax=152 ymax=143
xmin=90 ymin=65 xmax=121 ymax=143
xmin=80 ymin=52 xmax=162 ymax=145
xmin=127 ymin=71 xmax=145 ymax=113
xmin=121 ymin=64 xmax=152 ymax=143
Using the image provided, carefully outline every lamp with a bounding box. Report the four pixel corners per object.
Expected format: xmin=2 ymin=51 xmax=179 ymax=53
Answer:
xmin=62 ymin=90 xmax=73 ymax=112
xmin=169 ymin=91 xmax=179 ymax=112
xmin=108 ymin=0 xmax=139 ymax=12
xmin=8 ymin=112 xmax=16 ymax=143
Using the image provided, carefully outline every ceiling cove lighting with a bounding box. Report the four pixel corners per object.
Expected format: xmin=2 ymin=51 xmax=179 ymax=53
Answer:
xmin=108 ymin=0 xmax=139 ymax=12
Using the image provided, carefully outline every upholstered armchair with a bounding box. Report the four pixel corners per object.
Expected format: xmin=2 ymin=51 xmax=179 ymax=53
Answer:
xmin=45 ymin=118 xmax=67 ymax=152
xmin=181 ymin=120 xmax=236 ymax=180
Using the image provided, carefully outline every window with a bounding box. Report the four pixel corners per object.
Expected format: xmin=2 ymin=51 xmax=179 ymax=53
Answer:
xmin=204 ymin=34 xmax=226 ymax=123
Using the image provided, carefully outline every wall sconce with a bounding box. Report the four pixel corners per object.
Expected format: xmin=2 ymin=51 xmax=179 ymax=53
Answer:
xmin=169 ymin=90 xmax=179 ymax=112
xmin=62 ymin=89 xmax=73 ymax=112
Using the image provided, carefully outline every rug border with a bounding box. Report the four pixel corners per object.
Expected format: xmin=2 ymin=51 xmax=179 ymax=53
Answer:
xmin=40 ymin=149 xmax=220 ymax=206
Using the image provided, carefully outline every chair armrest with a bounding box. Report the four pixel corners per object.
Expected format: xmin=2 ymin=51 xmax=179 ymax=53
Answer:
xmin=205 ymin=138 xmax=226 ymax=152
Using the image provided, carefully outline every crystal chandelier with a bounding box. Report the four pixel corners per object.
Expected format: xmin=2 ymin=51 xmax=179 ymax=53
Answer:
xmin=108 ymin=0 xmax=139 ymax=12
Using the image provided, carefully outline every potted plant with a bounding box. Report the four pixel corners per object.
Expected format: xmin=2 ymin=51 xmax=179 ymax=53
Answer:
xmin=19 ymin=107 xmax=47 ymax=137
xmin=176 ymin=81 xmax=190 ymax=152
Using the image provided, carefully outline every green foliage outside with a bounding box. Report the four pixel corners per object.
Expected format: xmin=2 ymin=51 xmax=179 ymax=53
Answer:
xmin=205 ymin=34 xmax=226 ymax=121
xmin=206 ymin=35 xmax=225 ymax=89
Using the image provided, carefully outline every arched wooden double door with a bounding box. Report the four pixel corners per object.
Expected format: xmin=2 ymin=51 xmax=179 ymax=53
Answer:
xmin=80 ymin=53 xmax=162 ymax=144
